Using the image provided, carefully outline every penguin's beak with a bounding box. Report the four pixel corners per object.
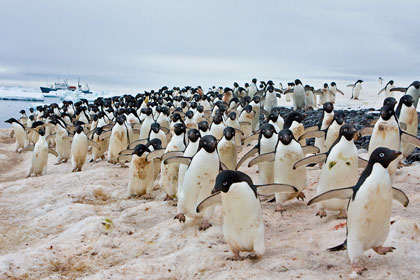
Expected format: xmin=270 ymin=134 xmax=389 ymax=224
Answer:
xmin=392 ymin=151 xmax=402 ymax=159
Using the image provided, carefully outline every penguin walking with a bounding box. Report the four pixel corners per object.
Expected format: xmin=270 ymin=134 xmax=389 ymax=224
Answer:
xmin=27 ymin=128 xmax=57 ymax=177
xmin=314 ymin=103 xmax=334 ymax=153
xmin=304 ymin=85 xmax=316 ymax=109
xmin=292 ymin=79 xmax=306 ymax=110
xmin=264 ymin=85 xmax=278 ymax=113
xmin=217 ymin=127 xmax=237 ymax=170
xmin=5 ymin=118 xmax=28 ymax=152
xmin=391 ymin=81 xmax=420 ymax=108
xmin=225 ymin=112 xmax=241 ymax=146
xmin=377 ymin=80 xmax=395 ymax=98
xmin=177 ymin=128 xmax=201 ymax=194
xmin=50 ymin=117 xmax=71 ymax=164
xmin=171 ymin=135 xmax=221 ymax=230
xmin=348 ymin=80 xmax=363 ymax=100
xmin=323 ymin=110 xmax=345 ymax=152
xmin=160 ymin=123 xmax=186 ymax=200
xmin=90 ymin=127 xmax=109 ymax=163
xmin=396 ymin=95 xmax=418 ymax=158
xmin=328 ymin=82 xmax=345 ymax=104
xmin=248 ymin=78 xmax=258 ymax=99
xmin=209 ymin=114 xmax=225 ymax=140
xmin=308 ymin=147 xmax=409 ymax=276
xmin=139 ymin=107 xmax=154 ymax=140
xmin=107 ymin=115 xmax=129 ymax=164
xmin=294 ymin=124 xmax=359 ymax=218
xmin=238 ymin=105 xmax=254 ymax=139
xmin=284 ymin=111 xmax=306 ymax=146
xmin=196 ymin=170 xmax=298 ymax=260
xmin=249 ymin=96 xmax=262 ymax=132
xmin=71 ymin=125 xmax=88 ymax=172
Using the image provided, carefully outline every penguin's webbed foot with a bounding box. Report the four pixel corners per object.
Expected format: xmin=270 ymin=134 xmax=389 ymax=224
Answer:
xmin=337 ymin=210 xmax=347 ymax=219
xmin=275 ymin=205 xmax=286 ymax=214
xmin=174 ymin=213 xmax=186 ymax=223
xmin=164 ymin=194 xmax=174 ymax=201
xmin=199 ymin=220 xmax=212 ymax=231
xmin=89 ymin=158 xmax=94 ymax=163
xmin=373 ymin=246 xmax=395 ymax=255
xmin=72 ymin=168 xmax=77 ymax=172
xmin=142 ymin=194 xmax=153 ymax=200
xmin=316 ymin=209 xmax=327 ymax=219
xmin=351 ymin=263 xmax=367 ymax=275
xmin=227 ymin=252 xmax=244 ymax=261
xmin=296 ymin=191 xmax=305 ymax=201
xmin=246 ymin=253 xmax=261 ymax=260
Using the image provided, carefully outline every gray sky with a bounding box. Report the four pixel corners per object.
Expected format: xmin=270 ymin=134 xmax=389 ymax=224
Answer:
xmin=0 ymin=0 xmax=419 ymax=91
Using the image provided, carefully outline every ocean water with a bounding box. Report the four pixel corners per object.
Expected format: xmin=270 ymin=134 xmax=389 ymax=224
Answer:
xmin=0 ymin=97 xmax=60 ymax=128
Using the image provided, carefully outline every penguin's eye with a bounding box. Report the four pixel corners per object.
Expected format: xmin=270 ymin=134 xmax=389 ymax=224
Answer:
xmin=203 ymin=141 xmax=208 ymax=145
xmin=223 ymin=182 xmax=228 ymax=186
xmin=344 ymin=128 xmax=348 ymax=132
xmin=379 ymin=153 xmax=384 ymax=158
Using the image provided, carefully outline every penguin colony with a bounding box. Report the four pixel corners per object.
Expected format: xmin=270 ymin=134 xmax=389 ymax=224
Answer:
xmin=5 ymin=78 xmax=420 ymax=276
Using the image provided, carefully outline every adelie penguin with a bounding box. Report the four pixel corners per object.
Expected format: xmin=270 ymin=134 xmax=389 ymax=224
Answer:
xmin=196 ymin=170 xmax=298 ymax=261
xmin=291 ymin=79 xmax=307 ymax=110
xmin=396 ymin=95 xmax=418 ymax=158
xmin=5 ymin=118 xmax=28 ymax=152
xmin=307 ymin=147 xmax=409 ymax=276
xmin=390 ymin=81 xmax=420 ymax=108
xmin=217 ymin=127 xmax=238 ymax=170
xmin=26 ymin=128 xmax=57 ymax=177
xmin=348 ymin=80 xmax=363 ymax=100
xmin=377 ymin=80 xmax=395 ymax=98
xmin=314 ymin=102 xmax=334 ymax=153
xmin=107 ymin=115 xmax=130 ymax=165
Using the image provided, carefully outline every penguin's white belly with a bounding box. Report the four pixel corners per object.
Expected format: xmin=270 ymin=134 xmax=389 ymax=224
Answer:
xmin=399 ymin=106 xmax=418 ymax=157
xmin=31 ymin=140 xmax=48 ymax=175
xmin=140 ymin=120 xmax=152 ymax=140
xmin=353 ymin=84 xmax=362 ymax=99
xmin=108 ymin=127 xmax=128 ymax=162
xmin=239 ymin=113 xmax=253 ymax=138
xmin=71 ymin=134 xmax=88 ymax=169
xmin=13 ymin=123 xmax=28 ymax=149
xmin=179 ymin=151 xmax=219 ymax=219
xmin=347 ymin=165 xmax=392 ymax=262
xmin=317 ymin=144 xmax=358 ymax=211
xmin=293 ymin=87 xmax=306 ymax=109
xmin=222 ymin=183 xmax=264 ymax=254
xmin=258 ymin=136 xmax=277 ymax=184
xmin=210 ymin=124 xmax=225 ymax=140
xmin=128 ymin=156 xmax=154 ymax=196
xmin=274 ymin=143 xmax=307 ymax=202
xmin=218 ymin=141 xmax=237 ymax=170
xmin=368 ymin=121 xmax=400 ymax=174
xmin=56 ymin=132 xmax=71 ymax=160
xmin=305 ymin=91 xmax=315 ymax=107
xmin=324 ymin=123 xmax=342 ymax=152
xmin=265 ymin=92 xmax=277 ymax=113
xmin=407 ymin=88 xmax=420 ymax=108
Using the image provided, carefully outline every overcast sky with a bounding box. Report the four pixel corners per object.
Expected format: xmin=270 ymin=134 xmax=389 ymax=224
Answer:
xmin=0 ymin=0 xmax=419 ymax=91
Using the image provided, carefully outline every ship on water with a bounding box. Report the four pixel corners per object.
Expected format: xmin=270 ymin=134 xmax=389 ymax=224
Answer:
xmin=41 ymin=79 xmax=92 ymax=98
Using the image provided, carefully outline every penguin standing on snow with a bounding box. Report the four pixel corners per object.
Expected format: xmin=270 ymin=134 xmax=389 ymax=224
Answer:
xmin=27 ymin=128 xmax=57 ymax=177
xmin=5 ymin=118 xmax=28 ymax=152
xmin=348 ymin=80 xmax=363 ymax=100
xmin=217 ymin=127 xmax=237 ymax=170
xmin=314 ymin=102 xmax=334 ymax=153
xmin=396 ymin=95 xmax=418 ymax=158
xmin=391 ymin=81 xmax=420 ymax=108
xmin=291 ymin=79 xmax=306 ymax=110
xmin=196 ymin=170 xmax=298 ymax=260
xmin=308 ymin=147 xmax=409 ymax=276
xmin=377 ymin=80 xmax=395 ymax=98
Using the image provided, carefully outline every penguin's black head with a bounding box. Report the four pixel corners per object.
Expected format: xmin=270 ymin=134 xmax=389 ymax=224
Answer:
xmin=369 ymin=147 xmax=401 ymax=168
xmin=228 ymin=111 xmax=236 ymax=120
xmin=38 ymin=128 xmax=46 ymax=136
xmin=19 ymin=110 xmax=26 ymax=115
xmin=31 ymin=121 xmax=44 ymax=128
xmin=212 ymin=170 xmax=254 ymax=195
xmin=197 ymin=105 xmax=204 ymax=113
xmin=267 ymin=85 xmax=274 ymax=93
xmin=190 ymin=101 xmax=197 ymax=109
xmin=323 ymin=83 xmax=328 ymax=88
xmin=252 ymin=78 xmax=257 ymax=83
xmin=198 ymin=121 xmax=209 ymax=132
xmin=116 ymin=115 xmax=126 ymax=125
xmin=331 ymin=82 xmax=336 ymax=87
xmin=253 ymin=95 xmax=261 ymax=103
xmin=187 ymin=128 xmax=201 ymax=143
xmin=244 ymin=96 xmax=252 ymax=103
xmin=147 ymin=138 xmax=162 ymax=151
xmin=339 ymin=124 xmax=357 ymax=141
xmin=223 ymin=126 xmax=235 ymax=140
xmin=334 ymin=110 xmax=345 ymax=125
xmin=244 ymin=105 xmax=253 ymax=114
xmin=411 ymin=81 xmax=420 ymax=89
xmin=380 ymin=105 xmax=394 ymax=121
xmin=172 ymin=113 xmax=182 ymax=122
xmin=278 ymin=129 xmax=294 ymax=145
xmin=233 ymin=82 xmax=239 ymax=87
xmin=295 ymin=79 xmax=302 ymax=85
xmin=29 ymin=108 xmax=34 ymax=113
xmin=400 ymin=95 xmax=414 ymax=107
xmin=323 ymin=102 xmax=334 ymax=113
xmin=185 ymin=110 xmax=194 ymax=119
xmin=261 ymin=123 xmax=275 ymax=139
xmin=5 ymin=118 xmax=17 ymax=124
xmin=92 ymin=114 xmax=98 ymax=122
xmin=389 ymin=80 xmax=394 ymax=85
xmin=268 ymin=112 xmax=278 ymax=123
xmin=173 ymin=123 xmax=186 ymax=136
xmin=383 ymin=97 xmax=397 ymax=108
xmin=75 ymin=125 xmax=83 ymax=134
xmin=288 ymin=111 xmax=305 ymax=123
xmin=199 ymin=135 xmax=217 ymax=153
xmin=151 ymin=122 xmax=161 ymax=133
xmin=94 ymin=126 xmax=104 ymax=136
xmin=133 ymin=144 xmax=150 ymax=157
xmin=357 ymin=80 xmax=363 ymax=83
xmin=245 ymin=82 xmax=249 ymax=87
xmin=213 ymin=114 xmax=223 ymax=125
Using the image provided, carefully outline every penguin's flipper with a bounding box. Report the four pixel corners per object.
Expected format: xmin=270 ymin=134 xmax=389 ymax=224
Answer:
xmin=203 ymin=110 xmax=212 ymax=119
xmin=132 ymin=128 xmax=140 ymax=134
xmin=302 ymin=145 xmax=320 ymax=155
xmin=307 ymin=187 xmax=354 ymax=206
xmin=358 ymin=157 xmax=369 ymax=168
xmin=243 ymin=133 xmax=258 ymax=145
xmin=161 ymin=151 xmax=184 ymax=162
xmin=370 ymin=119 xmax=378 ymax=126
xmin=233 ymin=128 xmax=244 ymax=136
xmin=86 ymin=129 xmax=96 ymax=138
xmin=328 ymin=240 xmax=347 ymax=251
xmin=304 ymin=125 xmax=319 ymax=133
xmin=10 ymin=130 xmax=15 ymax=138
xmin=336 ymin=88 xmax=345 ymax=95
xmin=220 ymin=162 xmax=229 ymax=171
xmin=161 ymin=127 xmax=170 ymax=134
xmin=401 ymin=132 xmax=420 ymax=148
xmin=236 ymin=146 xmax=258 ymax=170
xmin=256 ymin=184 xmax=298 ymax=196
xmin=20 ymin=145 xmax=34 ymax=153
xmin=377 ymin=87 xmax=386 ymax=95
xmin=132 ymin=123 xmax=141 ymax=130
xmin=117 ymin=154 xmax=132 ymax=163
xmin=260 ymin=108 xmax=270 ymax=117
xmin=239 ymin=121 xmax=252 ymax=127
xmin=359 ymin=126 xmax=373 ymax=137
xmin=46 ymin=134 xmax=56 ymax=141
xmin=313 ymin=89 xmax=322 ymax=95
xmin=102 ymin=123 xmax=114 ymax=130
xmin=392 ymin=187 xmax=409 ymax=207
xmin=128 ymin=139 xmax=147 ymax=149
xmin=298 ymin=130 xmax=325 ymax=141
xmin=283 ymin=89 xmax=294 ymax=94
xmin=88 ymin=140 xmax=101 ymax=150
xmin=119 ymin=149 xmax=134 ymax=156
xmin=163 ymin=156 xmax=191 ymax=165
xmin=99 ymin=130 xmax=112 ymax=141
xmin=399 ymin=122 xmax=407 ymax=130
xmin=146 ymin=149 xmax=165 ymax=161
xmin=390 ymin=87 xmax=407 ymax=93
xmin=248 ymin=152 xmax=275 ymax=167
xmin=48 ymin=148 xmax=58 ymax=157
xmin=346 ymin=84 xmax=354 ymax=87
xmin=196 ymin=192 xmax=222 ymax=213
xmin=293 ymin=153 xmax=327 ymax=169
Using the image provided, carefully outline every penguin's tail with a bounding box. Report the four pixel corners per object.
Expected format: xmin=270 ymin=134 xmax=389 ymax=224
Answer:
xmin=327 ymin=240 xmax=347 ymax=251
